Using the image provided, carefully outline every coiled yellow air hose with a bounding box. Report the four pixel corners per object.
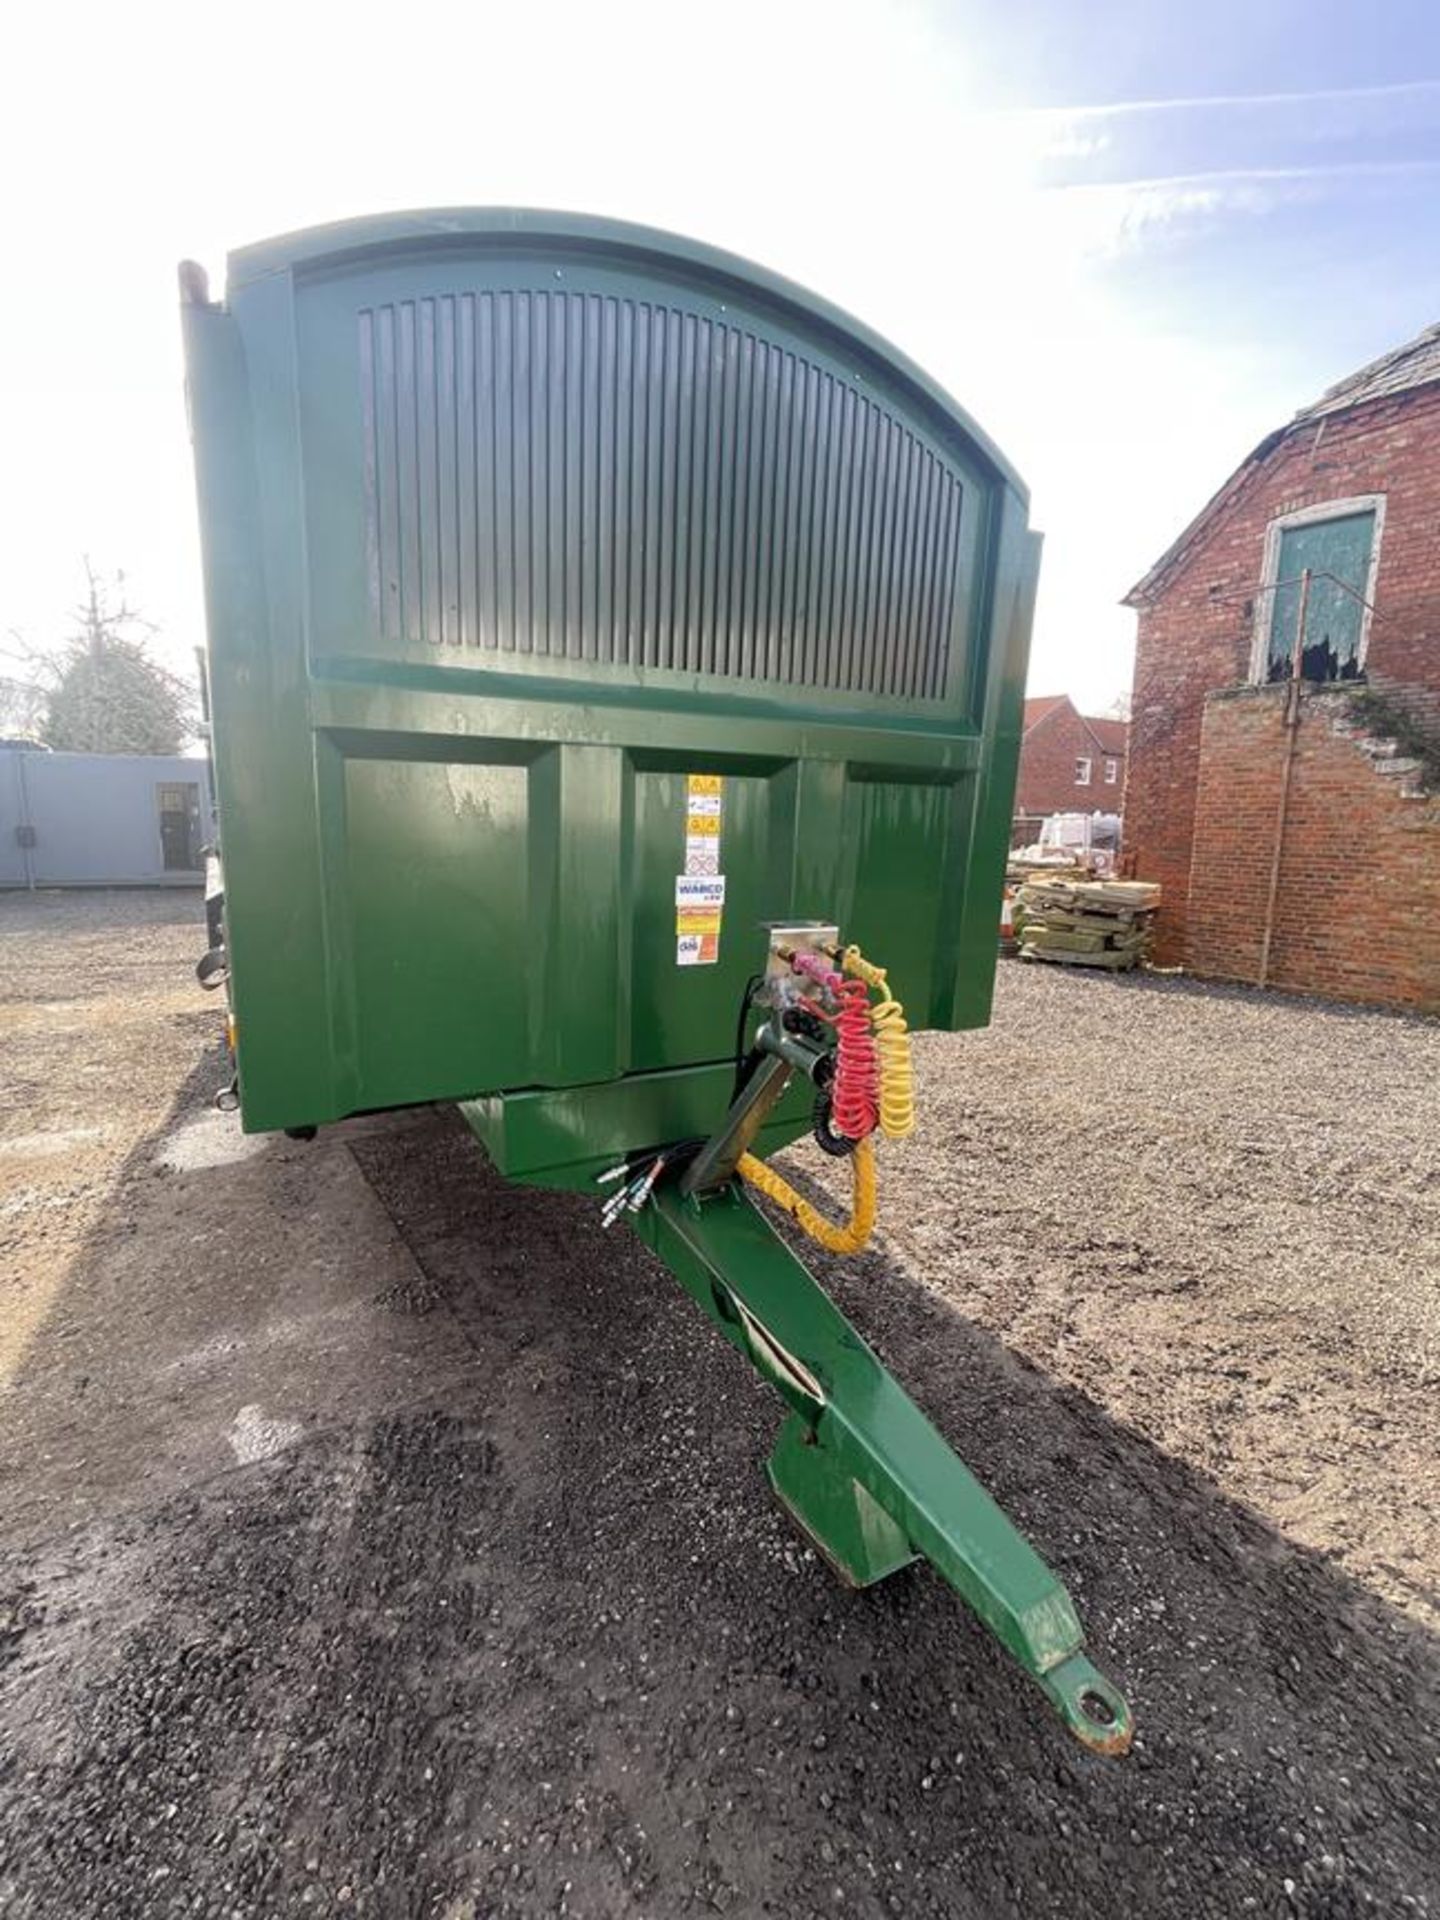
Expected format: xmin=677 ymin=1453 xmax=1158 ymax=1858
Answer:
xmin=841 ymin=945 xmax=916 ymax=1139
xmin=738 ymin=1135 xmax=876 ymax=1255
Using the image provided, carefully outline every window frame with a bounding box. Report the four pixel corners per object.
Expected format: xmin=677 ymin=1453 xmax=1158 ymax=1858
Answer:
xmin=1249 ymin=494 xmax=1385 ymax=686
xmin=1103 ymin=757 xmax=1119 ymax=785
xmin=156 ymin=780 xmax=202 ymax=872
xmin=1074 ymin=756 xmax=1092 ymax=787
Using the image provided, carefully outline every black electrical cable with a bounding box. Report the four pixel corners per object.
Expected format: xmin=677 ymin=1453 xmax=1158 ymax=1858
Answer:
xmin=731 ymin=972 xmax=766 ymax=1100
xmin=593 ymin=1137 xmax=707 ymax=1188
xmin=811 ymin=1086 xmax=858 ymax=1157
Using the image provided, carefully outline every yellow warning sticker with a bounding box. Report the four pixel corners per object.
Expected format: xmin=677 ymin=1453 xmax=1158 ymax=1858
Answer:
xmin=676 ymin=909 xmax=723 ymax=937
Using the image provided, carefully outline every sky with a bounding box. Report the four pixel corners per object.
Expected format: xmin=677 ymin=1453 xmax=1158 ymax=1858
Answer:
xmin=2 ymin=0 xmax=1438 ymax=716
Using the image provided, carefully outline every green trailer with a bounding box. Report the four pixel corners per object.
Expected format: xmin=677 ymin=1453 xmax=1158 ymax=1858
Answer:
xmin=181 ymin=208 xmax=1130 ymax=1754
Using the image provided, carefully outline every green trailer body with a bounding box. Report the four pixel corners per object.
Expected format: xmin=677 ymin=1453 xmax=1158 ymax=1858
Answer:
xmin=182 ymin=209 xmax=1033 ymax=1155
xmin=181 ymin=210 xmax=1131 ymax=1752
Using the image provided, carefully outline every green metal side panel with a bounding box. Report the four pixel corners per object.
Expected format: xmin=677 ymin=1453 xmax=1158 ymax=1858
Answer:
xmin=458 ymin=1061 xmax=817 ymax=1193
xmin=182 ymin=210 xmax=1037 ymax=1135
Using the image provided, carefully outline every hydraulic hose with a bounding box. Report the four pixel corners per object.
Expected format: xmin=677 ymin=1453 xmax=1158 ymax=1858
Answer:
xmin=831 ymin=977 xmax=879 ymax=1139
xmin=738 ymin=1135 xmax=876 ymax=1255
xmin=842 ymin=946 xmax=915 ymax=1140
xmin=792 ymin=948 xmax=879 ymax=1141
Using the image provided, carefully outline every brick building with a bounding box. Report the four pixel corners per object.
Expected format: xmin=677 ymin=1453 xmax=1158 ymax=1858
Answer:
xmin=1015 ymin=694 xmax=1128 ymax=817
xmin=1124 ymin=322 xmax=1440 ymax=1012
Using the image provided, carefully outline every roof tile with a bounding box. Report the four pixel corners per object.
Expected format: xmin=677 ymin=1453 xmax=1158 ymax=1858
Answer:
xmin=1295 ymin=320 xmax=1440 ymax=422
xmin=1084 ymin=716 xmax=1129 ymax=754
xmin=1022 ymin=694 xmax=1071 ymax=732
xmin=1125 ymin=317 xmax=1440 ymax=606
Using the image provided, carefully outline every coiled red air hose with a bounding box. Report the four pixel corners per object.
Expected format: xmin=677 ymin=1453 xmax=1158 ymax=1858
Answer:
xmin=831 ymin=976 xmax=879 ymax=1139
xmin=791 ymin=950 xmax=878 ymax=1141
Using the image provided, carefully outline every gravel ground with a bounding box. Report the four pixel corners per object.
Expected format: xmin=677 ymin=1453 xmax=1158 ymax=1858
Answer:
xmin=1 ymin=890 xmax=1438 ymax=1920
xmin=833 ymin=965 xmax=1440 ymax=1633
xmin=0 ymin=890 xmax=219 ymax=1388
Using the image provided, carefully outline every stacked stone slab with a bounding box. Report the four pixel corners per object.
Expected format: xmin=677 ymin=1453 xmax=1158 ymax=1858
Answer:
xmin=1016 ymin=880 xmax=1162 ymax=972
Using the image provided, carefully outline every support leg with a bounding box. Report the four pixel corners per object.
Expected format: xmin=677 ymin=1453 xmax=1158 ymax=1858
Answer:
xmin=768 ymin=1412 xmax=916 ymax=1588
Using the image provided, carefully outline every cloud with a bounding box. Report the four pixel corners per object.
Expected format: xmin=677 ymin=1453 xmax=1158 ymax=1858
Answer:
xmin=1021 ymin=78 xmax=1440 ymax=195
xmin=1036 ymin=158 xmax=1440 ymax=261
xmin=1032 ymin=76 xmax=1440 ymax=121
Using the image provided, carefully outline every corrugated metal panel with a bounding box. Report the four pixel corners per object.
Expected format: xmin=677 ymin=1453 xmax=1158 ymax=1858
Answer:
xmin=358 ymin=291 xmax=965 ymax=699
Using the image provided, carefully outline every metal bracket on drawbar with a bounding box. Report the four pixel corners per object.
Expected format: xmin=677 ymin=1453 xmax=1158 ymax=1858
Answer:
xmin=762 ymin=921 xmax=839 ymax=986
xmin=680 ymin=926 xmax=837 ymax=1199
xmin=679 ymin=1047 xmax=799 ymax=1197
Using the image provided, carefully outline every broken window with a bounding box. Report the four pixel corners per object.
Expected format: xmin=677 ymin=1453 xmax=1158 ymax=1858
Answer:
xmin=1263 ymin=507 xmax=1377 ymax=684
